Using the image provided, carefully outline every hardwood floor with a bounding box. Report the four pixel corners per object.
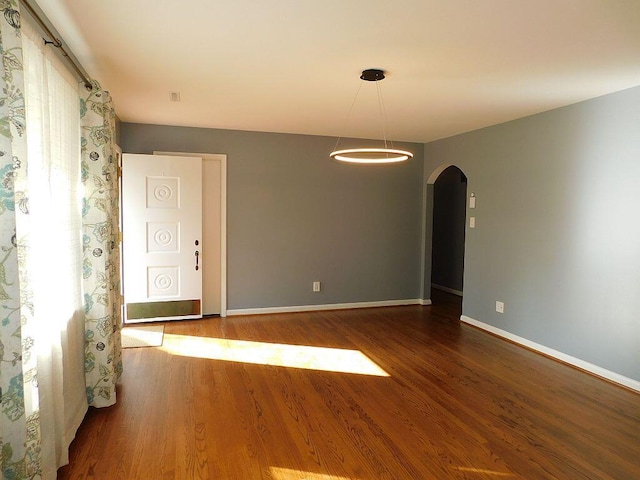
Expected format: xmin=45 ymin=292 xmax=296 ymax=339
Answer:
xmin=58 ymin=292 xmax=640 ymax=479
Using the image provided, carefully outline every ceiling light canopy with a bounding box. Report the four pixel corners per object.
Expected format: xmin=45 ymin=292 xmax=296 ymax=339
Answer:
xmin=330 ymin=69 xmax=413 ymax=165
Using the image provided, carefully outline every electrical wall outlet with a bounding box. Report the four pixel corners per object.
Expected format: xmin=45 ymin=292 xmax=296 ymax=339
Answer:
xmin=496 ymin=301 xmax=504 ymax=313
xmin=313 ymin=281 xmax=321 ymax=292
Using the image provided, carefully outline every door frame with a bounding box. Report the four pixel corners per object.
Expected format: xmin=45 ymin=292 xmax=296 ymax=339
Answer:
xmin=115 ymin=144 xmax=124 ymax=325
xmin=155 ymin=151 xmax=227 ymax=317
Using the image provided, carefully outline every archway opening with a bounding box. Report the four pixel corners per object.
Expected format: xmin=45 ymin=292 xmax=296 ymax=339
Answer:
xmin=426 ymin=165 xmax=467 ymax=309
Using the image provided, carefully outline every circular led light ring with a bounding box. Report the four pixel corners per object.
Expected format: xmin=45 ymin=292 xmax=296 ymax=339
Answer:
xmin=330 ymin=148 xmax=413 ymax=164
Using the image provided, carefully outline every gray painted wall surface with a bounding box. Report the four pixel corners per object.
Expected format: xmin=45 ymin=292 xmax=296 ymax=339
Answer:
xmin=121 ymin=124 xmax=424 ymax=310
xmin=424 ymin=85 xmax=640 ymax=382
xmin=431 ymin=166 xmax=467 ymax=292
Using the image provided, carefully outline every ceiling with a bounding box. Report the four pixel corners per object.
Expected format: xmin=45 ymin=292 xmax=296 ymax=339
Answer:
xmin=36 ymin=0 xmax=640 ymax=143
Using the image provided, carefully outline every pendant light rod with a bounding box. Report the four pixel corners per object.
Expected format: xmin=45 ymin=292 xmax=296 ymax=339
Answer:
xmin=331 ymin=81 xmax=363 ymax=154
xmin=376 ymin=80 xmax=389 ymax=149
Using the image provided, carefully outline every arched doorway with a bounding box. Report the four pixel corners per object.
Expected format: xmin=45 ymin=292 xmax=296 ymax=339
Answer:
xmin=423 ymin=165 xmax=468 ymax=308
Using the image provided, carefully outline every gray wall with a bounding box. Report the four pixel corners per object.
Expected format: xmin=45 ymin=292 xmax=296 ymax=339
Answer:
xmin=431 ymin=166 xmax=467 ymax=292
xmin=424 ymin=85 xmax=640 ymax=382
xmin=121 ymin=124 xmax=424 ymax=310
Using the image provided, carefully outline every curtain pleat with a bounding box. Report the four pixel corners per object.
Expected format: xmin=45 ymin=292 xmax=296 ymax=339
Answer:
xmin=80 ymin=82 xmax=122 ymax=408
xmin=0 ymin=2 xmax=43 ymax=478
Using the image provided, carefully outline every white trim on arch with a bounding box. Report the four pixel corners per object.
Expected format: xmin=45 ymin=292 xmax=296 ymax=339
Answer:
xmin=427 ymin=163 xmax=457 ymax=184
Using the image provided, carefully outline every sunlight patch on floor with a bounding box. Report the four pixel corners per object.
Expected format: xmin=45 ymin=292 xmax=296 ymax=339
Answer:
xmin=121 ymin=325 xmax=164 ymax=348
xmin=161 ymin=334 xmax=389 ymax=376
xmin=269 ymin=466 xmax=359 ymax=479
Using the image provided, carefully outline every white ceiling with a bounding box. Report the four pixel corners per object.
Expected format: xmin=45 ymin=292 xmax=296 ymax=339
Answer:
xmin=37 ymin=0 xmax=640 ymax=143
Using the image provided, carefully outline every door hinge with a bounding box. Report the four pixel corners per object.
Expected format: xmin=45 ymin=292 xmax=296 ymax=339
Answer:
xmin=117 ymin=166 xmax=122 ymax=178
xmin=118 ymin=231 xmax=123 ymax=243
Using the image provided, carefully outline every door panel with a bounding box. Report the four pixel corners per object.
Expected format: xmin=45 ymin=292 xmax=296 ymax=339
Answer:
xmin=122 ymin=154 xmax=202 ymax=322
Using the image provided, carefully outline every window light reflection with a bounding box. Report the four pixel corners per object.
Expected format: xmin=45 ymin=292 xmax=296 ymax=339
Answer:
xmin=161 ymin=334 xmax=389 ymax=377
xmin=269 ymin=467 xmax=358 ymax=479
xmin=454 ymin=467 xmax=514 ymax=477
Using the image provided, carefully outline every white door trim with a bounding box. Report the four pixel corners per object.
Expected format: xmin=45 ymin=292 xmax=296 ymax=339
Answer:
xmin=115 ymin=145 xmax=124 ymax=325
xmin=155 ymin=151 xmax=227 ymax=317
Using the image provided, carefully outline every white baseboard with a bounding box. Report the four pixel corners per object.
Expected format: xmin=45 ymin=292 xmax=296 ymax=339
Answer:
xmin=421 ymin=299 xmax=432 ymax=306
xmin=227 ymin=299 xmax=423 ymax=316
xmin=460 ymin=315 xmax=640 ymax=393
xmin=432 ymin=284 xmax=463 ymax=296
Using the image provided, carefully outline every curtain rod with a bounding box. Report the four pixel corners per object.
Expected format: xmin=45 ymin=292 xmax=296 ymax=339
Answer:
xmin=19 ymin=0 xmax=93 ymax=91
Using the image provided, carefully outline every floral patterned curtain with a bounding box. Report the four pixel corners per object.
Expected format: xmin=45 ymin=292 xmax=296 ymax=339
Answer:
xmin=0 ymin=1 xmax=42 ymax=478
xmin=80 ymin=82 xmax=122 ymax=408
xmin=0 ymin=1 xmax=123 ymax=477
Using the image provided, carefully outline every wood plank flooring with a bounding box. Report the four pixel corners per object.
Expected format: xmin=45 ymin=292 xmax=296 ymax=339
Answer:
xmin=58 ymin=292 xmax=640 ymax=479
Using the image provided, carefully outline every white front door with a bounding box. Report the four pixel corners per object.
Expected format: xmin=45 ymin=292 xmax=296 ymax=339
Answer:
xmin=122 ymin=154 xmax=203 ymax=322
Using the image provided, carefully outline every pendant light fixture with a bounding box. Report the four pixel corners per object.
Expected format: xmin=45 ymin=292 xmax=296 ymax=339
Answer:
xmin=330 ymin=69 xmax=413 ymax=164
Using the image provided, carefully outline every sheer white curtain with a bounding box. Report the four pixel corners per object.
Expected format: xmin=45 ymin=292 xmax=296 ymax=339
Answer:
xmin=22 ymin=20 xmax=87 ymax=477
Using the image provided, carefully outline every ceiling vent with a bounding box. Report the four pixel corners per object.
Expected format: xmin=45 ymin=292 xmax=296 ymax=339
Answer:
xmin=169 ymin=91 xmax=181 ymax=102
